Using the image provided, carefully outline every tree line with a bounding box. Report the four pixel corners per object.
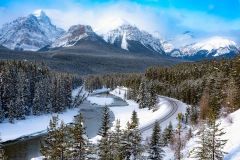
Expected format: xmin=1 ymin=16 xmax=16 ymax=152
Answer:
xmin=39 ymin=105 xmax=166 ymax=160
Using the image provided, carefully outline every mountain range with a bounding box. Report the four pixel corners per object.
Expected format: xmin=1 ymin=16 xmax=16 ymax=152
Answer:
xmin=0 ymin=10 xmax=239 ymax=60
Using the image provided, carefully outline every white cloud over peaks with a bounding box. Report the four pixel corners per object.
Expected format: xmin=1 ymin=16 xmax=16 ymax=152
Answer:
xmin=0 ymin=0 xmax=239 ymax=40
xmin=44 ymin=1 xmax=168 ymax=34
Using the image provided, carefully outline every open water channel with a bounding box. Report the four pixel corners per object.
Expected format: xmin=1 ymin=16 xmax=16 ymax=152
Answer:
xmin=3 ymin=93 xmax=128 ymax=160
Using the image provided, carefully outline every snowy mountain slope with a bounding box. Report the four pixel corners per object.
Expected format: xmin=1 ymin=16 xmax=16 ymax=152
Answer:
xmin=155 ymin=31 xmax=239 ymax=59
xmin=153 ymin=31 xmax=175 ymax=53
xmin=50 ymin=24 xmax=98 ymax=48
xmin=180 ymin=109 xmax=240 ymax=160
xmin=96 ymin=18 xmax=165 ymax=54
xmin=0 ymin=10 xmax=65 ymax=51
xmin=179 ymin=36 xmax=239 ymax=58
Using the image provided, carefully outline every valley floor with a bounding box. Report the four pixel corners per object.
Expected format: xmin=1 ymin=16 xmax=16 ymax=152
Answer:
xmin=2 ymin=87 xmax=240 ymax=160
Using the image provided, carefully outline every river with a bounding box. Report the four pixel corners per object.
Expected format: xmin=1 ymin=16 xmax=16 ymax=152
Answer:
xmin=3 ymin=93 xmax=127 ymax=160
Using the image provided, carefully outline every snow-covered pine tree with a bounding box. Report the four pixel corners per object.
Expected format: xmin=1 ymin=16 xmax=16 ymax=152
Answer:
xmin=51 ymin=76 xmax=58 ymax=113
xmin=69 ymin=113 xmax=88 ymax=160
xmin=205 ymin=119 xmax=228 ymax=159
xmin=22 ymin=75 xmax=31 ymax=115
xmin=188 ymin=124 xmax=209 ymax=159
xmin=121 ymin=111 xmax=143 ymax=159
xmin=8 ymin=101 xmax=14 ymax=124
xmin=43 ymin=77 xmax=53 ymax=114
xmin=121 ymin=121 xmax=143 ymax=160
xmin=32 ymin=82 xmax=41 ymax=116
xmin=64 ymin=72 xmax=72 ymax=109
xmin=1 ymin=65 xmax=13 ymax=117
xmin=98 ymin=105 xmax=110 ymax=137
xmin=130 ymin=110 xmax=139 ymax=129
xmin=97 ymin=133 xmax=111 ymax=160
xmin=57 ymin=77 xmax=66 ymax=113
xmin=148 ymin=80 xmax=157 ymax=110
xmin=174 ymin=113 xmax=184 ymax=160
xmin=55 ymin=120 xmax=72 ymax=159
xmin=162 ymin=121 xmax=173 ymax=146
xmin=0 ymin=134 xmax=7 ymax=160
xmin=15 ymin=73 xmax=25 ymax=120
xmin=111 ymin=119 xmax=123 ymax=159
xmin=127 ymin=88 xmax=133 ymax=100
xmin=40 ymin=115 xmax=72 ymax=159
xmin=148 ymin=120 xmax=165 ymax=160
xmin=138 ymin=79 xmax=147 ymax=109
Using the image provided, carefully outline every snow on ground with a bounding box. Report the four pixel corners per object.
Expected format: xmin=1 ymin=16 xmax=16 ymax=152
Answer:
xmin=90 ymin=87 xmax=110 ymax=95
xmin=87 ymin=96 xmax=114 ymax=105
xmin=109 ymin=87 xmax=187 ymax=140
xmin=31 ymin=86 xmax=240 ymax=159
xmin=0 ymin=87 xmax=82 ymax=142
xmin=173 ymin=108 xmax=240 ymax=160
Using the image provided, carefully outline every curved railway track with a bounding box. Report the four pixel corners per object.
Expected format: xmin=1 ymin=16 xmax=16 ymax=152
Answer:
xmin=139 ymin=96 xmax=179 ymax=133
xmin=115 ymin=87 xmax=179 ymax=133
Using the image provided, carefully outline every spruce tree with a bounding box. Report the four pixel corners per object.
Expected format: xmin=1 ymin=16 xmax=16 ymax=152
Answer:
xmin=98 ymin=105 xmax=110 ymax=137
xmin=8 ymin=101 xmax=14 ymax=124
xmin=65 ymin=72 xmax=72 ymax=109
xmin=148 ymin=80 xmax=157 ymax=110
xmin=97 ymin=134 xmax=111 ymax=160
xmin=121 ymin=111 xmax=143 ymax=159
xmin=15 ymin=81 xmax=25 ymax=120
xmin=188 ymin=124 xmax=209 ymax=159
xmin=111 ymin=119 xmax=123 ymax=159
xmin=40 ymin=115 xmax=72 ymax=159
xmin=130 ymin=110 xmax=139 ymax=129
xmin=121 ymin=122 xmax=143 ymax=160
xmin=69 ymin=113 xmax=88 ymax=160
xmin=138 ymin=79 xmax=147 ymax=109
xmin=148 ymin=120 xmax=165 ymax=160
xmin=205 ymin=119 xmax=228 ymax=159
xmin=33 ymin=84 xmax=41 ymax=116
xmin=162 ymin=121 xmax=173 ymax=146
xmin=174 ymin=113 xmax=184 ymax=160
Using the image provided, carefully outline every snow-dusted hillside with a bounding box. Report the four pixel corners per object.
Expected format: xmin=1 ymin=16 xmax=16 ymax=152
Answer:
xmin=0 ymin=10 xmax=65 ymax=51
xmin=180 ymin=109 xmax=240 ymax=160
xmin=50 ymin=24 xmax=97 ymax=48
xmin=96 ymin=18 xmax=164 ymax=54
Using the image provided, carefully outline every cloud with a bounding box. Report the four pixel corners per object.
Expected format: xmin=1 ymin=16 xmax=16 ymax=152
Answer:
xmin=0 ymin=0 xmax=239 ymax=42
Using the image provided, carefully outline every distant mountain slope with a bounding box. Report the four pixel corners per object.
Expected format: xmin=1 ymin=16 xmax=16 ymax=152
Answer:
xmin=0 ymin=10 xmax=65 ymax=51
xmin=50 ymin=24 xmax=97 ymax=48
xmin=178 ymin=37 xmax=239 ymax=59
xmin=42 ymin=23 xmax=168 ymax=58
xmin=96 ymin=18 xmax=165 ymax=55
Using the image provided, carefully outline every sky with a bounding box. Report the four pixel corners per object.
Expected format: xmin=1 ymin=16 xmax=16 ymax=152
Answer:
xmin=0 ymin=0 xmax=240 ymax=42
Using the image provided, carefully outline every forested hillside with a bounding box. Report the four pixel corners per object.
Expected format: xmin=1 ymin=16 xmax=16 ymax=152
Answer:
xmin=86 ymin=54 xmax=240 ymax=120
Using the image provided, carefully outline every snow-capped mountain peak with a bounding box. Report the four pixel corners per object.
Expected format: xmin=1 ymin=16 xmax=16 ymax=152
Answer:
xmin=179 ymin=36 xmax=239 ymax=58
xmin=50 ymin=24 xmax=97 ymax=48
xmin=96 ymin=18 xmax=164 ymax=54
xmin=0 ymin=10 xmax=65 ymax=51
xmin=194 ymin=36 xmax=237 ymax=50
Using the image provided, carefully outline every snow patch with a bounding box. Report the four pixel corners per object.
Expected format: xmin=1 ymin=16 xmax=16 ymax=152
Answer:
xmin=87 ymin=96 xmax=114 ymax=106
